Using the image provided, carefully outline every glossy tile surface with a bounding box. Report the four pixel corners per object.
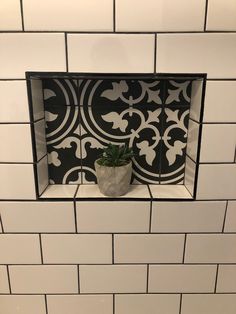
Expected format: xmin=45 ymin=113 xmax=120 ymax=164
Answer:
xmin=68 ymin=34 xmax=154 ymax=73
xmin=0 ymin=33 xmax=66 ymax=78
xmin=0 ymin=0 xmax=22 ymax=30
xmin=0 ymin=295 xmax=46 ymax=314
xmin=157 ymin=34 xmax=236 ymax=78
xmin=149 ymin=185 xmax=192 ymax=199
xmin=116 ymin=0 xmax=205 ymax=31
xmin=0 ymin=124 xmax=33 ymax=162
xmin=40 ymin=184 xmax=78 ymax=198
xmin=207 ymin=0 xmax=236 ymax=31
xmin=23 ymin=0 xmax=113 ymax=31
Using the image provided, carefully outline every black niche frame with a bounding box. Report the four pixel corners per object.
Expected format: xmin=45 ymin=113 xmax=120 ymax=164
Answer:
xmin=26 ymin=72 xmax=207 ymax=201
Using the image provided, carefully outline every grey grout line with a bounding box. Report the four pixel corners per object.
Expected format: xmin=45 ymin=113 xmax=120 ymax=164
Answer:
xmin=112 ymin=234 xmax=115 ymax=264
xmin=6 ymin=265 xmax=12 ymax=294
xmin=154 ymin=34 xmax=157 ymax=74
xmin=204 ymin=0 xmax=209 ymax=31
xmin=179 ymin=294 xmax=183 ymax=314
xmin=65 ymin=33 xmax=69 ymax=72
xmin=113 ymin=294 xmax=115 ymax=314
xmin=214 ymin=264 xmax=219 ymax=293
xmin=222 ymin=201 xmax=228 ymax=232
xmin=45 ymin=295 xmax=48 ymax=314
xmin=113 ymin=0 xmax=116 ymax=32
xmin=182 ymin=234 xmax=187 ymax=263
xmin=20 ymin=0 xmax=25 ymax=31
xmin=0 ymin=213 xmax=4 ymax=233
xmin=77 ymin=265 xmax=80 ymax=293
xmin=39 ymin=234 xmax=44 ymax=264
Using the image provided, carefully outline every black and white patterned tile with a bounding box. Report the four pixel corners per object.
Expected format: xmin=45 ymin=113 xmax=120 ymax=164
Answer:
xmin=43 ymin=78 xmax=191 ymax=185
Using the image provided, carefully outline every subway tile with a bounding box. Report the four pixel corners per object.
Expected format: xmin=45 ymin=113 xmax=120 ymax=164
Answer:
xmin=181 ymin=294 xmax=236 ymax=314
xmin=68 ymin=34 xmax=154 ymax=73
xmin=0 ymin=0 xmax=22 ymax=30
xmin=34 ymin=119 xmax=47 ymax=161
xmin=149 ymin=265 xmax=216 ymax=293
xmin=0 ymin=164 xmax=36 ymax=199
xmin=40 ymin=184 xmax=78 ymax=198
xmin=217 ymin=265 xmax=236 ymax=292
xmin=0 ymin=201 xmax=75 ymax=233
xmin=0 ymin=81 xmax=30 ymax=122
xmin=80 ymin=265 xmax=147 ymax=293
xmin=184 ymin=156 xmax=196 ymax=197
xmin=0 ymin=295 xmax=46 ymax=314
xmin=24 ymin=0 xmax=113 ymax=31
xmin=204 ymin=81 xmax=236 ymax=123
xmin=37 ymin=155 xmax=49 ymax=196
xmin=0 ymin=124 xmax=33 ymax=162
xmin=156 ymin=34 xmax=236 ymax=78
xmin=9 ymin=265 xmax=78 ymax=293
xmin=189 ymin=80 xmax=204 ymax=122
xmin=0 ymin=234 xmax=41 ymax=264
xmin=200 ymin=124 xmax=236 ymax=162
xmin=152 ymin=201 xmax=226 ymax=233
xmin=185 ymin=234 xmax=236 ymax=263
xmin=47 ymin=295 xmax=113 ymax=314
xmin=196 ymin=164 xmax=236 ymax=199
xmin=115 ymin=294 xmax=180 ymax=314
xmin=0 ymin=266 xmax=10 ymax=293
xmin=42 ymin=234 xmax=112 ymax=264
xmin=116 ymin=0 xmax=205 ymax=31
xmin=76 ymin=201 xmax=150 ymax=233
xmin=149 ymin=185 xmax=192 ymax=199
xmin=207 ymin=0 xmax=236 ymax=31
xmin=114 ymin=234 xmax=184 ymax=263
xmin=76 ymin=184 xmax=150 ymax=198
xmin=224 ymin=201 xmax=236 ymax=232
xmin=0 ymin=33 xmax=66 ymax=79
xmin=186 ymin=119 xmax=200 ymax=162
xmin=30 ymin=79 xmax=45 ymax=121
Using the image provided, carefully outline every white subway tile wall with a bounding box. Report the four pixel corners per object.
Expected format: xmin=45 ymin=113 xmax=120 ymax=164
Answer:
xmin=0 ymin=0 xmax=236 ymax=313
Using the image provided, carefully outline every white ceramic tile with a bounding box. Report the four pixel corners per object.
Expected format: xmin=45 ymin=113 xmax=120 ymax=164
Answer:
xmin=68 ymin=34 xmax=154 ymax=73
xmin=37 ymin=156 xmax=49 ymax=196
xmin=224 ymin=201 xmax=236 ymax=232
xmin=0 ymin=266 xmax=10 ymax=293
xmin=24 ymin=0 xmax=113 ymax=31
xmin=0 ymin=201 xmax=75 ymax=233
xmin=116 ymin=0 xmax=205 ymax=31
xmin=0 ymin=33 xmax=66 ymax=79
xmin=149 ymin=185 xmax=192 ymax=199
xmin=9 ymin=265 xmax=78 ymax=293
xmin=157 ymin=34 xmax=236 ymax=79
xmin=0 ymin=164 xmax=36 ymax=199
xmin=0 ymin=0 xmax=22 ymax=30
xmin=76 ymin=201 xmax=150 ymax=233
xmin=0 ymin=124 xmax=33 ymax=162
xmin=200 ymin=124 xmax=236 ymax=162
xmin=114 ymin=234 xmax=184 ymax=263
xmin=80 ymin=265 xmax=147 ymax=293
xmin=149 ymin=265 xmax=216 ymax=292
xmin=34 ymin=119 xmax=47 ymax=161
xmin=207 ymin=0 xmax=236 ymax=31
xmin=151 ymin=201 xmax=226 ymax=233
xmin=115 ymin=294 xmax=180 ymax=314
xmin=0 ymin=234 xmax=41 ymax=264
xmin=47 ymin=295 xmax=113 ymax=314
xmin=0 ymin=81 xmax=30 ymax=122
xmin=181 ymin=294 xmax=236 ymax=314
xmin=30 ymin=79 xmax=44 ymax=121
xmin=184 ymin=156 xmax=196 ymax=197
xmin=196 ymin=164 xmax=236 ymax=199
xmin=185 ymin=234 xmax=236 ymax=263
xmin=204 ymin=81 xmax=236 ymax=123
xmin=42 ymin=234 xmax=112 ymax=264
xmin=217 ymin=265 xmax=236 ymax=292
xmin=0 ymin=295 xmax=46 ymax=314
xmin=40 ymin=184 xmax=78 ymax=198
xmin=76 ymin=184 xmax=150 ymax=198
xmin=186 ymin=119 xmax=200 ymax=162
xmin=189 ymin=80 xmax=204 ymax=122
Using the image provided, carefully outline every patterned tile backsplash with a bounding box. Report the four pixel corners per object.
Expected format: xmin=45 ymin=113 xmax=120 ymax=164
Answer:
xmin=43 ymin=78 xmax=192 ymax=184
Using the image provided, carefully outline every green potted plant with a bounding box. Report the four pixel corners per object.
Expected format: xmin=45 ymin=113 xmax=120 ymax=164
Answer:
xmin=95 ymin=143 xmax=134 ymax=196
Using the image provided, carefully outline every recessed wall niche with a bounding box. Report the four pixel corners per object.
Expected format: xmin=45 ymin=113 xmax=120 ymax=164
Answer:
xmin=26 ymin=72 xmax=206 ymax=199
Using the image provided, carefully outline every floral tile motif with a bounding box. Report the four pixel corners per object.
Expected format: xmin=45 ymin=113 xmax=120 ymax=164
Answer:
xmin=43 ymin=78 xmax=191 ymax=185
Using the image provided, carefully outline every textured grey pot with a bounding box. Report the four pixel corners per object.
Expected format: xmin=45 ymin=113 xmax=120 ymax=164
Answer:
xmin=95 ymin=160 xmax=132 ymax=197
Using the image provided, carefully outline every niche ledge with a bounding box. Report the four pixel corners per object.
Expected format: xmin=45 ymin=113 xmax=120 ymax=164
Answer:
xmin=39 ymin=184 xmax=192 ymax=200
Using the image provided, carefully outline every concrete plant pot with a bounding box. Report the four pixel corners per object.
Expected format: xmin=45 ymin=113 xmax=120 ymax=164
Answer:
xmin=95 ymin=160 xmax=132 ymax=197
